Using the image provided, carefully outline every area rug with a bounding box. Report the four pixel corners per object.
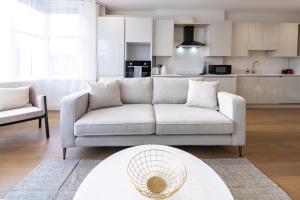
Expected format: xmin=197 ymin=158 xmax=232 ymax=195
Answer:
xmin=5 ymin=158 xmax=291 ymax=200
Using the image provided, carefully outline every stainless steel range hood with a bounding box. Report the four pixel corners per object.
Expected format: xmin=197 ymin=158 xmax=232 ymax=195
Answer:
xmin=176 ymin=26 xmax=206 ymax=48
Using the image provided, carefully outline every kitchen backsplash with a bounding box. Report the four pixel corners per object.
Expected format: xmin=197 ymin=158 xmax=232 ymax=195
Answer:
xmin=156 ymin=50 xmax=300 ymax=75
xmin=224 ymin=51 xmax=289 ymax=74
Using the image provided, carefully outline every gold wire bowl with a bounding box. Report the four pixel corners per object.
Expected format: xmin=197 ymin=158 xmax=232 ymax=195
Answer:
xmin=127 ymin=149 xmax=187 ymax=199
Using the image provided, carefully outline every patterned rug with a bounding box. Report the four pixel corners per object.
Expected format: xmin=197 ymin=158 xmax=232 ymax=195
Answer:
xmin=5 ymin=158 xmax=291 ymax=200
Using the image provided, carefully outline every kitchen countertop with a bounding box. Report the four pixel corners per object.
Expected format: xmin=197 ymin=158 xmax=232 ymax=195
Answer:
xmin=152 ymin=74 xmax=300 ymax=77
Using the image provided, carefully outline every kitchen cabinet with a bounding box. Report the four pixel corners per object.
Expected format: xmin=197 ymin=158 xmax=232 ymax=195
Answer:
xmin=231 ymin=22 xmax=249 ymax=57
xmin=248 ymin=23 xmax=264 ymax=50
xmin=153 ymin=19 xmax=174 ymax=56
xmin=281 ymin=76 xmax=300 ymax=103
xmin=204 ymin=77 xmax=236 ymax=94
xmin=208 ymin=21 xmax=232 ymax=56
xmin=256 ymin=77 xmax=282 ymax=104
xmin=238 ymin=76 xmax=300 ymax=104
xmin=248 ymin=23 xmax=279 ymax=50
xmin=263 ymin=23 xmax=279 ymax=50
xmin=237 ymin=76 xmax=282 ymax=104
xmin=268 ymin=23 xmax=298 ymax=57
xmin=237 ymin=77 xmax=259 ymax=104
xmin=125 ymin=17 xmax=153 ymax=43
xmin=98 ymin=17 xmax=125 ymax=77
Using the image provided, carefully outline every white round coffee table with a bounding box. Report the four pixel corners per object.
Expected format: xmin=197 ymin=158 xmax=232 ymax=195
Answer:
xmin=73 ymin=145 xmax=233 ymax=200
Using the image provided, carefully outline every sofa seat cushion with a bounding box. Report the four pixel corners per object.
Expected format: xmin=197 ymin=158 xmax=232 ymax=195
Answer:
xmin=75 ymin=104 xmax=155 ymax=136
xmin=0 ymin=106 xmax=44 ymax=125
xmin=153 ymin=104 xmax=233 ymax=135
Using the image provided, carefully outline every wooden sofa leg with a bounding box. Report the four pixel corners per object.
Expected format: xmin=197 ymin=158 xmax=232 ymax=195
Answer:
xmin=63 ymin=148 xmax=67 ymax=160
xmin=38 ymin=118 xmax=42 ymax=128
xmin=238 ymin=146 xmax=243 ymax=157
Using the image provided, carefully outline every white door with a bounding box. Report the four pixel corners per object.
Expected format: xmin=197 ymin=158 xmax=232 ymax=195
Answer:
xmin=153 ymin=19 xmax=174 ymax=56
xmin=231 ymin=22 xmax=249 ymax=57
xmin=248 ymin=23 xmax=264 ymax=50
xmin=125 ymin=17 xmax=153 ymax=43
xmin=98 ymin=17 xmax=125 ymax=77
xmin=209 ymin=21 xmax=232 ymax=56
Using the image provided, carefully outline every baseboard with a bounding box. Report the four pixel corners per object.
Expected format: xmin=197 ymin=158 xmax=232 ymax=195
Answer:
xmin=247 ymin=104 xmax=300 ymax=108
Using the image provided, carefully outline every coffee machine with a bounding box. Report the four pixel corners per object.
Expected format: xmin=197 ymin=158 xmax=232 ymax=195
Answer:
xmin=125 ymin=60 xmax=151 ymax=78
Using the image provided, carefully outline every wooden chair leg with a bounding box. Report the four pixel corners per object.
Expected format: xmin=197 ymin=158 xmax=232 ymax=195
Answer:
xmin=38 ymin=118 xmax=42 ymax=128
xmin=43 ymin=96 xmax=50 ymax=139
xmin=63 ymin=148 xmax=67 ymax=160
xmin=44 ymin=116 xmax=49 ymax=138
xmin=238 ymin=146 xmax=243 ymax=157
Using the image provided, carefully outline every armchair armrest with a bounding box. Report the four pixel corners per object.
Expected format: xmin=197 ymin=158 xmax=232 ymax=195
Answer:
xmin=60 ymin=90 xmax=89 ymax=148
xmin=35 ymin=95 xmax=46 ymax=111
xmin=217 ymin=92 xmax=246 ymax=145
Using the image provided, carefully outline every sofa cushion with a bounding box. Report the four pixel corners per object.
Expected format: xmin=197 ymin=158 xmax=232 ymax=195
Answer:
xmin=0 ymin=107 xmax=44 ymax=124
xmin=153 ymin=104 xmax=233 ymax=135
xmin=75 ymin=104 xmax=155 ymax=136
xmin=87 ymin=80 xmax=122 ymax=111
xmin=153 ymin=77 xmax=203 ymax=104
xmin=119 ymin=78 xmax=152 ymax=104
xmin=0 ymin=86 xmax=30 ymax=111
xmin=186 ymin=80 xmax=219 ymax=110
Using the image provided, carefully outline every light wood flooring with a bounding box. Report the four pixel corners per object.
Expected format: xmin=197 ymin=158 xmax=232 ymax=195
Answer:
xmin=0 ymin=108 xmax=300 ymax=199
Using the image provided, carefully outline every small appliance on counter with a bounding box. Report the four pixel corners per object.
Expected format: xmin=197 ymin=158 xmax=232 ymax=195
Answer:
xmin=281 ymin=68 xmax=294 ymax=75
xmin=152 ymin=64 xmax=166 ymax=75
xmin=125 ymin=60 xmax=151 ymax=78
xmin=208 ymin=65 xmax=232 ymax=75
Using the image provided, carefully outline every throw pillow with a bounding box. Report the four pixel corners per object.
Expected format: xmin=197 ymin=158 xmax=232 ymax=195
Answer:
xmin=186 ymin=80 xmax=219 ymax=110
xmin=88 ymin=80 xmax=122 ymax=111
xmin=0 ymin=86 xmax=30 ymax=111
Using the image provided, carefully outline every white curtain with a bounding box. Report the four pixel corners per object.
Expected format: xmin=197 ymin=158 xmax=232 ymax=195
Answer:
xmin=0 ymin=0 xmax=97 ymax=109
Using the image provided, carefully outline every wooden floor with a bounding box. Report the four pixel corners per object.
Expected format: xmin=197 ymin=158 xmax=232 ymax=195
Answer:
xmin=0 ymin=108 xmax=300 ymax=199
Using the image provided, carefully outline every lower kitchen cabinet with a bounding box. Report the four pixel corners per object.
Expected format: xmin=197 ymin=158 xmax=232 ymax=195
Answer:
xmin=281 ymin=77 xmax=300 ymax=103
xmin=204 ymin=77 xmax=237 ymax=94
xmin=237 ymin=76 xmax=300 ymax=104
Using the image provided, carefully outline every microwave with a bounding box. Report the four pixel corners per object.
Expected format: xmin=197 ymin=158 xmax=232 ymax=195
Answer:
xmin=208 ymin=65 xmax=232 ymax=75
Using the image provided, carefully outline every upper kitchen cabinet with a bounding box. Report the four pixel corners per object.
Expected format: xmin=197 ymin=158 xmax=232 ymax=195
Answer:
xmin=153 ymin=19 xmax=174 ymax=56
xmin=248 ymin=23 xmax=279 ymax=50
xmin=208 ymin=20 xmax=232 ymax=56
xmin=268 ymin=23 xmax=298 ymax=57
xmin=263 ymin=23 xmax=279 ymax=50
xmin=231 ymin=22 xmax=249 ymax=57
xmin=98 ymin=17 xmax=125 ymax=78
xmin=125 ymin=17 xmax=153 ymax=43
xmin=248 ymin=23 xmax=264 ymax=50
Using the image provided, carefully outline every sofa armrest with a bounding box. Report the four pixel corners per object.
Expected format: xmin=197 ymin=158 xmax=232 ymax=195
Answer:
xmin=60 ymin=90 xmax=89 ymax=148
xmin=217 ymin=92 xmax=246 ymax=146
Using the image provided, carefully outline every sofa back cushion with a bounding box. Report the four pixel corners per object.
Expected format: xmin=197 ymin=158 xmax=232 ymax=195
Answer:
xmin=118 ymin=78 xmax=152 ymax=104
xmin=0 ymin=86 xmax=30 ymax=111
xmin=87 ymin=80 xmax=122 ymax=111
xmin=153 ymin=77 xmax=203 ymax=104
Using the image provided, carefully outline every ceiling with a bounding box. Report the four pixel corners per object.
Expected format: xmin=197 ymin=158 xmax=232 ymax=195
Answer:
xmin=99 ymin=0 xmax=300 ymax=13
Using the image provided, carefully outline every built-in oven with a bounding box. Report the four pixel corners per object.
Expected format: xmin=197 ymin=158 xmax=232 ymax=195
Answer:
xmin=125 ymin=60 xmax=151 ymax=78
xmin=208 ymin=65 xmax=232 ymax=75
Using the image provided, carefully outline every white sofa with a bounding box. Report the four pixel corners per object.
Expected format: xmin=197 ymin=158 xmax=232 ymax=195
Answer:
xmin=60 ymin=77 xmax=246 ymax=159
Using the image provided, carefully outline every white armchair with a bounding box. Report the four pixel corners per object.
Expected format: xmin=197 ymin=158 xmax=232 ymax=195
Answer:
xmin=0 ymin=82 xmax=50 ymax=138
